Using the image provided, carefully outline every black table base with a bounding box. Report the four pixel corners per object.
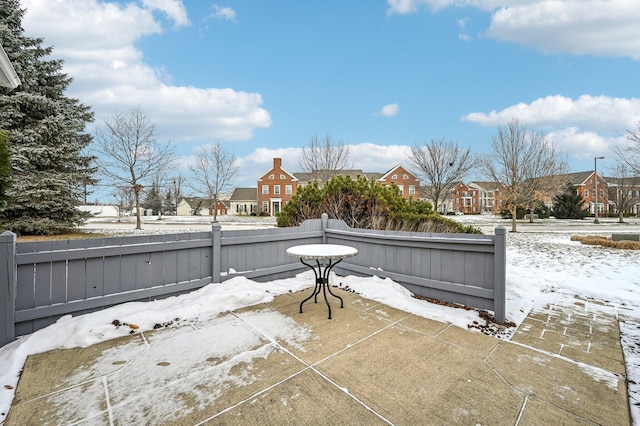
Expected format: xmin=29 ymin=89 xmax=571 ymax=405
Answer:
xmin=299 ymin=258 xmax=344 ymax=319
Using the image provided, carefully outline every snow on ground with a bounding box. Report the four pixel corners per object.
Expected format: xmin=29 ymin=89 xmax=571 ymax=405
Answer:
xmin=1 ymin=216 xmax=639 ymax=422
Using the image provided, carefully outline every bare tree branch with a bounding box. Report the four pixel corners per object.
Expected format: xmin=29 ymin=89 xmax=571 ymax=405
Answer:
xmin=407 ymin=139 xmax=477 ymax=213
xmin=188 ymin=141 xmax=239 ymax=222
xmin=94 ymin=107 xmax=175 ymax=229
xmin=298 ymin=134 xmax=352 ymax=182
xmin=481 ymin=118 xmax=568 ymax=232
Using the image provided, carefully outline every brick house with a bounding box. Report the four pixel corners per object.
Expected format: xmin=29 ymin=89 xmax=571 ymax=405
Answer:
xmin=449 ymin=182 xmax=477 ymax=214
xmin=604 ymin=176 xmax=640 ymax=217
xmin=376 ymin=165 xmax=420 ymax=199
xmin=469 ymin=182 xmax=504 ymax=214
xmin=559 ymin=171 xmax=609 ymax=216
xmin=257 ymin=158 xmax=298 ymax=216
xmin=177 ymin=198 xmax=228 ymax=216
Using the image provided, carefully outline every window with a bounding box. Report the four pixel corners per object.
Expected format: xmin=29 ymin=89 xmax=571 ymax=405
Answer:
xmin=274 ymin=185 xmax=280 ymax=195
xmin=268 ymin=174 xmax=274 ymax=180
xmin=408 ymin=185 xmax=415 ymax=195
xmin=584 ymin=189 xmax=589 ymax=197
xmin=392 ymin=174 xmax=397 ymax=179
xmin=280 ymin=174 xmax=286 ymax=179
xmin=262 ymin=201 xmax=268 ymax=212
xmin=403 ymin=174 xmax=409 ymax=179
xmin=285 ymin=185 xmax=292 ymax=195
xmin=398 ymin=185 xmax=404 ymax=194
xmin=600 ymin=189 xmax=604 ymax=197
xmin=262 ymin=185 xmax=269 ymax=195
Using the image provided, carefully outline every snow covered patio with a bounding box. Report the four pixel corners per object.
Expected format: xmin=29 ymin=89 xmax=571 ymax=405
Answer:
xmin=4 ymin=284 xmax=629 ymax=425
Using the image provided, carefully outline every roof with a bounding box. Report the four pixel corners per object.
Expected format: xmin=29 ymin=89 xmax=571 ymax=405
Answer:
xmin=469 ymin=181 xmax=503 ymax=190
xmin=230 ymin=187 xmax=257 ymax=201
xmin=293 ymin=169 xmax=367 ymax=183
xmin=377 ymin=164 xmax=416 ymax=181
xmin=557 ymin=171 xmax=595 ymax=186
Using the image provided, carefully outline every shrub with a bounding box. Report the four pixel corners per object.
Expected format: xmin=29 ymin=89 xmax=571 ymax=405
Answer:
xmin=277 ymin=175 xmax=481 ymax=234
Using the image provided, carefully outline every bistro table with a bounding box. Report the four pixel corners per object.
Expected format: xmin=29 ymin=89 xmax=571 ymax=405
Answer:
xmin=286 ymin=244 xmax=358 ymax=319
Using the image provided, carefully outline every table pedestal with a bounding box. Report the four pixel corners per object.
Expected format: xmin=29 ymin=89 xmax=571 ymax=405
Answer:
xmin=299 ymin=258 xmax=344 ymax=319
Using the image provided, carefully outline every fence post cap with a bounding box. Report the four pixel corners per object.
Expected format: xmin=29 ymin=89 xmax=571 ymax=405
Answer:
xmin=494 ymin=226 xmax=507 ymax=235
xmin=0 ymin=230 xmax=16 ymax=241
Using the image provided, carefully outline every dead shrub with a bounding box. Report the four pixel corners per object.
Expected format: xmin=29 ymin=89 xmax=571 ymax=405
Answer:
xmin=571 ymin=235 xmax=640 ymax=250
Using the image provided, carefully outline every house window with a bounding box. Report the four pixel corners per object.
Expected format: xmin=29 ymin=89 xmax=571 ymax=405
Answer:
xmin=274 ymin=185 xmax=280 ymax=195
xmin=285 ymin=185 xmax=292 ymax=195
xmin=269 ymin=174 xmax=274 ymax=180
xmin=392 ymin=174 xmax=397 ymax=179
xmin=398 ymin=185 xmax=404 ymax=195
xmin=403 ymin=174 xmax=409 ymax=179
xmin=262 ymin=185 xmax=269 ymax=195
xmin=600 ymin=189 xmax=604 ymax=197
xmin=409 ymin=185 xmax=415 ymax=195
xmin=280 ymin=174 xmax=286 ymax=179
xmin=262 ymin=201 xmax=268 ymax=212
xmin=584 ymin=189 xmax=589 ymax=198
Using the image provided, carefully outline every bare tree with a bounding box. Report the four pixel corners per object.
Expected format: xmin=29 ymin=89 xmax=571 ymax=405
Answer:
xmin=170 ymin=173 xmax=186 ymax=215
xmin=481 ymin=118 xmax=568 ymax=232
xmin=188 ymin=142 xmax=239 ymax=222
xmin=111 ymin=185 xmax=135 ymax=222
xmin=607 ymin=162 xmax=640 ymax=223
xmin=298 ymin=134 xmax=351 ymax=182
xmin=94 ymin=107 xmax=175 ymax=229
xmin=614 ymin=121 xmax=640 ymax=174
xmin=408 ymin=139 xmax=476 ymax=213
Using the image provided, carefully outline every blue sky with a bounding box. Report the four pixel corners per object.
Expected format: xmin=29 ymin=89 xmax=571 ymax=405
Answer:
xmin=19 ymin=0 xmax=640 ymax=201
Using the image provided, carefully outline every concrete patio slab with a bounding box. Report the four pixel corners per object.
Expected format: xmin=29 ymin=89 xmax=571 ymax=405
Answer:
xmin=4 ymin=289 xmax=631 ymax=425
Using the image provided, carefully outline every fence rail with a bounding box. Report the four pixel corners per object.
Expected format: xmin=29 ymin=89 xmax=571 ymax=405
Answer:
xmin=0 ymin=215 xmax=506 ymax=347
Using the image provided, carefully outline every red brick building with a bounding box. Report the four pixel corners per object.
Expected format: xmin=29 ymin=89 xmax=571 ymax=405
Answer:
xmin=256 ymin=158 xmax=298 ymax=215
xmin=376 ymin=165 xmax=420 ymax=199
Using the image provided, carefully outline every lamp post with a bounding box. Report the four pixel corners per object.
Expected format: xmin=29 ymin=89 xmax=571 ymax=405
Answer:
xmin=594 ymin=156 xmax=604 ymax=224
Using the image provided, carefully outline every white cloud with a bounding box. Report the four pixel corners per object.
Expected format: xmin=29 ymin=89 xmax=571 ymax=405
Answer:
xmin=386 ymin=0 xmax=455 ymax=15
xmin=376 ymin=103 xmax=400 ymax=116
xmin=462 ymin=95 xmax=640 ymax=133
xmin=211 ymin=4 xmax=237 ymax=22
xmin=387 ymin=0 xmax=640 ymax=60
xmin=21 ymin=0 xmax=271 ymax=142
xmin=142 ymin=0 xmax=190 ymax=27
xmin=486 ymin=1 xmax=640 ymax=60
xmin=547 ymin=127 xmax=612 ymax=159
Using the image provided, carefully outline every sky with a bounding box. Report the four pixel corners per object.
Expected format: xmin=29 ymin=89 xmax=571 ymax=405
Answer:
xmin=17 ymin=0 xmax=640 ymax=202
xmin=0 ymin=217 xmax=639 ymax=421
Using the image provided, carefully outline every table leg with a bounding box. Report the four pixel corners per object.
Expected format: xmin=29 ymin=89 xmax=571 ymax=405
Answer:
xmin=299 ymin=258 xmax=344 ymax=319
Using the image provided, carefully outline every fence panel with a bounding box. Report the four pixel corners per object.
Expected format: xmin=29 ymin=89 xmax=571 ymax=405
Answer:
xmin=0 ymin=216 xmax=506 ymax=347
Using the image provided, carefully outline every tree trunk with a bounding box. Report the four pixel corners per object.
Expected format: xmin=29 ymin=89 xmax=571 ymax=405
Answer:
xmin=619 ymin=211 xmax=624 ymax=223
xmin=134 ymin=189 xmax=142 ymax=230
xmin=511 ymin=207 xmax=517 ymax=232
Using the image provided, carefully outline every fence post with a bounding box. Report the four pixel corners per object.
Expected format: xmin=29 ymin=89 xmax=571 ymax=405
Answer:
xmin=212 ymin=223 xmax=222 ymax=283
xmin=493 ymin=226 xmax=507 ymax=323
xmin=321 ymin=213 xmax=328 ymax=244
xmin=0 ymin=231 xmax=16 ymax=347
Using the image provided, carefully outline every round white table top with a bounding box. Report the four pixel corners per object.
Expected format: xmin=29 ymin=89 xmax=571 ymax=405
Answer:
xmin=286 ymin=244 xmax=358 ymax=260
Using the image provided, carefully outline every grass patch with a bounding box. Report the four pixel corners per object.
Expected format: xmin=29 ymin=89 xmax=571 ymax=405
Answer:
xmin=17 ymin=232 xmax=108 ymax=242
xmin=570 ymin=235 xmax=640 ymax=250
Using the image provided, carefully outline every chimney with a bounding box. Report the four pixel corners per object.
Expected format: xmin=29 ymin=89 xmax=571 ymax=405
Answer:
xmin=274 ymin=158 xmax=282 ymax=169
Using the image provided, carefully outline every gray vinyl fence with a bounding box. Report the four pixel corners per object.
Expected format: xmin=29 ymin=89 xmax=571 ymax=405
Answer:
xmin=0 ymin=215 xmax=506 ymax=347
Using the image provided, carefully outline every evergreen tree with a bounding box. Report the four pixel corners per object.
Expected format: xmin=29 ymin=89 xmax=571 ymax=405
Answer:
xmin=0 ymin=130 xmax=9 ymax=205
xmin=552 ymin=182 xmax=589 ymax=219
xmin=0 ymin=1 xmax=95 ymax=234
xmin=142 ymin=182 xmax=162 ymax=215
xmin=163 ymin=189 xmax=174 ymax=215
